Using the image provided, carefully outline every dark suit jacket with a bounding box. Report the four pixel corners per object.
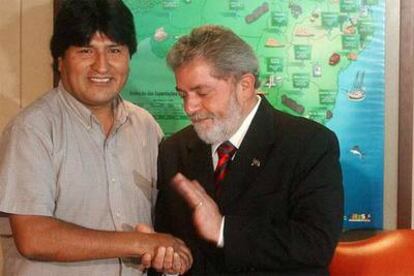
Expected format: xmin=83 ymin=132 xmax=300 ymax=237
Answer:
xmin=154 ymin=97 xmax=343 ymax=275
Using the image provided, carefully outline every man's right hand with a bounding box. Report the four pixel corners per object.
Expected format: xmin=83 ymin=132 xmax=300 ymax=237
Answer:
xmin=9 ymin=214 xmax=192 ymax=274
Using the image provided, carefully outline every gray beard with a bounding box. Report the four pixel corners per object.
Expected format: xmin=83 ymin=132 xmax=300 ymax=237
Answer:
xmin=193 ymin=96 xmax=244 ymax=145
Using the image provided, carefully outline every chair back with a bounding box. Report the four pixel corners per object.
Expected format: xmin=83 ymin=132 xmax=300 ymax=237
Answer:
xmin=330 ymin=230 xmax=414 ymax=276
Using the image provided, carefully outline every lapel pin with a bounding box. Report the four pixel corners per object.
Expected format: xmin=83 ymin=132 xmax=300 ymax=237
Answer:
xmin=250 ymin=158 xmax=261 ymax=167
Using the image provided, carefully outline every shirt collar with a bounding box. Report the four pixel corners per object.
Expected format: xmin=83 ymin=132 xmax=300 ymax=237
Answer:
xmin=57 ymin=82 xmax=128 ymax=130
xmin=212 ymin=95 xmax=261 ymax=154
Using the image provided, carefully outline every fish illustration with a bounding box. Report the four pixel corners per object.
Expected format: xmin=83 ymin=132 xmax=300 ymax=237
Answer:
xmin=350 ymin=145 xmax=364 ymax=159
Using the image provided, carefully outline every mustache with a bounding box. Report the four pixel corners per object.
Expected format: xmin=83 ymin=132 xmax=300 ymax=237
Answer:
xmin=188 ymin=112 xmax=215 ymax=123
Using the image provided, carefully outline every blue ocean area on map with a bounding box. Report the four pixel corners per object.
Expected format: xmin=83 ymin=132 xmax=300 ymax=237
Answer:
xmin=327 ymin=2 xmax=384 ymax=229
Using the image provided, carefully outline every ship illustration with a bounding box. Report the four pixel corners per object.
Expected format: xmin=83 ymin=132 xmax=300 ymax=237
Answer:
xmin=347 ymin=71 xmax=366 ymax=101
xmin=281 ymin=95 xmax=305 ymax=114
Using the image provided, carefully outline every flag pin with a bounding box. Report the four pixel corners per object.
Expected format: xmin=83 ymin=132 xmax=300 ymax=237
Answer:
xmin=251 ymin=158 xmax=261 ymax=167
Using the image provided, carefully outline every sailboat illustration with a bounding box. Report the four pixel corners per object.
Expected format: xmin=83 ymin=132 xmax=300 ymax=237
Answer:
xmin=347 ymin=71 xmax=366 ymax=101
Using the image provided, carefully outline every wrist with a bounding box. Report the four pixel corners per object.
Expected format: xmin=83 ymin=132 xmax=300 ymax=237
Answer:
xmin=216 ymin=216 xmax=225 ymax=248
xmin=207 ymin=215 xmax=223 ymax=244
xmin=132 ymin=232 xmax=152 ymax=257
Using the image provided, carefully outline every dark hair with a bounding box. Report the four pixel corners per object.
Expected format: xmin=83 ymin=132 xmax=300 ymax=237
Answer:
xmin=50 ymin=0 xmax=137 ymax=72
xmin=167 ymin=25 xmax=260 ymax=88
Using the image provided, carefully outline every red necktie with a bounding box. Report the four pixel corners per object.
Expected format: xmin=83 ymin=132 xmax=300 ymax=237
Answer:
xmin=214 ymin=141 xmax=237 ymax=197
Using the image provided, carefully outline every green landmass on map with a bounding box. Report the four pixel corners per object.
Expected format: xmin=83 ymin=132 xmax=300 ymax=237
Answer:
xmin=122 ymin=0 xmax=376 ymax=135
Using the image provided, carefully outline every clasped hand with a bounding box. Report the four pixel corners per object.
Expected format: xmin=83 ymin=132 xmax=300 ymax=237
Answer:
xmin=135 ymin=224 xmax=192 ymax=275
xmin=137 ymin=172 xmax=222 ymax=274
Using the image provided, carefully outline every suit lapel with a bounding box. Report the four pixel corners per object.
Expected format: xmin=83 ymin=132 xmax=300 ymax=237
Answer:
xmin=218 ymin=97 xmax=278 ymax=210
xmin=185 ymin=131 xmax=216 ymax=199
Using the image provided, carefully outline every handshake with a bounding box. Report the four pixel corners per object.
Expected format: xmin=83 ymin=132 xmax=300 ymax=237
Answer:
xmin=137 ymin=173 xmax=224 ymax=275
xmin=133 ymin=224 xmax=192 ymax=275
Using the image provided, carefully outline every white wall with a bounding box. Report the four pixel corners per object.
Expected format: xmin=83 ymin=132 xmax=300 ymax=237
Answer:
xmin=383 ymin=0 xmax=400 ymax=229
xmin=0 ymin=0 xmax=53 ymax=132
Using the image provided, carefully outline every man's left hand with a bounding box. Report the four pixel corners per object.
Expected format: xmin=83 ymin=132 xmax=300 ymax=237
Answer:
xmin=170 ymin=173 xmax=222 ymax=244
xmin=136 ymin=224 xmax=190 ymax=275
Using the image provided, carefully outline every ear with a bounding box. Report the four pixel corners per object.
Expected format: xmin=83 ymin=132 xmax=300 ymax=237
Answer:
xmin=236 ymin=73 xmax=256 ymax=102
xmin=57 ymin=57 xmax=63 ymax=73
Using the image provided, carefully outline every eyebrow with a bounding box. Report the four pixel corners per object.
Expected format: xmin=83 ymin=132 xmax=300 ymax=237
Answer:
xmin=175 ymin=84 xmax=208 ymax=92
xmin=86 ymin=41 xmax=124 ymax=47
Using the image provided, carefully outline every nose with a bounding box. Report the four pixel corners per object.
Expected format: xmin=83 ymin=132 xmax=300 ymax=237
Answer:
xmin=92 ymin=51 xmax=109 ymax=73
xmin=183 ymin=94 xmax=201 ymax=115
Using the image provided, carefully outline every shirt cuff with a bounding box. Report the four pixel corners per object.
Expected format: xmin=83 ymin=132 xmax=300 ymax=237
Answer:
xmin=217 ymin=216 xmax=225 ymax=248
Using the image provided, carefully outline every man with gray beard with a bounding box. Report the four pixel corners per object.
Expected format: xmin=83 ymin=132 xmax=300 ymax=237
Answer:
xmin=154 ymin=25 xmax=343 ymax=275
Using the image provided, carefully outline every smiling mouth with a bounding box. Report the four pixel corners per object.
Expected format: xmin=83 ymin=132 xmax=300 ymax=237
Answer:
xmin=89 ymin=77 xmax=111 ymax=83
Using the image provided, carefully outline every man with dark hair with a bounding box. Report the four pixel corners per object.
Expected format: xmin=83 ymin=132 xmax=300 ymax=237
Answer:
xmin=0 ymin=0 xmax=191 ymax=275
xmin=155 ymin=25 xmax=344 ymax=275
